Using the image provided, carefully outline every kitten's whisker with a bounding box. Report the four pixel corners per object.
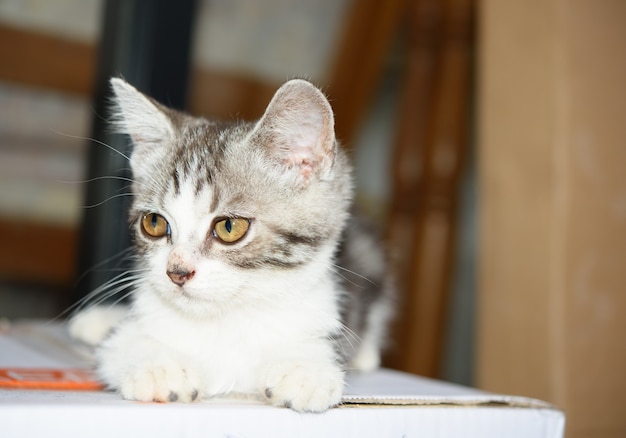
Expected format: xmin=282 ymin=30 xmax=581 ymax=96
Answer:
xmin=332 ymin=269 xmax=364 ymax=289
xmin=118 ymin=183 xmax=134 ymax=194
xmin=330 ymin=323 xmax=362 ymax=362
xmin=83 ymin=192 xmax=135 ymax=209
xmin=90 ymin=267 xmax=145 ymax=273
xmin=338 ymin=323 xmax=362 ymax=349
xmin=52 ymin=130 xmax=162 ymax=192
xmin=332 ymin=264 xmax=377 ymax=286
xmin=51 ymin=130 xmax=131 ymax=162
xmin=56 ymin=283 xmax=122 ymax=320
xmin=85 ymin=285 xmax=135 ymax=310
xmin=76 ymin=267 xmax=133 ymax=293
xmin=56 ymin=175 xmax=138 ymax=186
xmin=74 ymin=247 xmax=135 ymax=286
xmin=69 ymin=276 xmax=141 ymax=316
xmin=330 ymin=266 xmax=373 ymax=291
xmin=88 ymin=272 xmax=143 ymax=297
xmin=108 ymin=290 xmax=134 ymax=308
xmin=50 ymin=272 xmax=139 ymax=322
xmin=73 ymin=271 xmax=140 ymax=309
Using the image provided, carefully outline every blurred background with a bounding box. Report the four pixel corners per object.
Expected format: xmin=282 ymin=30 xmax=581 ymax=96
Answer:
xmin=0 ymin=1 xmax=624 ymax=437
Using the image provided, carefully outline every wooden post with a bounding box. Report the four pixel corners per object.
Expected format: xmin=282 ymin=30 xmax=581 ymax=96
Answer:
xmin=387 ymin=0 xmax=475 ymax=377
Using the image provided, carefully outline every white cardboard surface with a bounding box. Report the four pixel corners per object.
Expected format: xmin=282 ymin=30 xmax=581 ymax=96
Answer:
xmin=0 ymin=321 xmax=565 ymax=438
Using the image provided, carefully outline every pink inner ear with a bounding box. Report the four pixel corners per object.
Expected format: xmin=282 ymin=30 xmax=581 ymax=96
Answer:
xmin=284 ymin=113 xmax=323 ymax=153
xmin=255 ymin=79 xmax=336 ymax=177
xmin=278 ymin=120 xmax=330 ymax=178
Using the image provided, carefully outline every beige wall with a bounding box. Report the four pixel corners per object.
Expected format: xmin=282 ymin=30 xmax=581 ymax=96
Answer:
xmin=477 ymin=1 xmax=626 ymax=437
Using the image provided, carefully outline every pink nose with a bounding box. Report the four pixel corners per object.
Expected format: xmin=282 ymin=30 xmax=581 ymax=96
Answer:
xmin=167 ymin=269 xmax=195 ymax=286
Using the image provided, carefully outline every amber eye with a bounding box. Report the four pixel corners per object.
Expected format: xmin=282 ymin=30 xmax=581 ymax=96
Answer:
xmin=213 ymin=218 xmax=250 ymax=243
xmin=141 ymin=213 xmax=170 ymax=238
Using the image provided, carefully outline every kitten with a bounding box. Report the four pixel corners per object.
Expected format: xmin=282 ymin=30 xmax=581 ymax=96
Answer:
xmin=69 ymin=78 xmax=394 ymax=413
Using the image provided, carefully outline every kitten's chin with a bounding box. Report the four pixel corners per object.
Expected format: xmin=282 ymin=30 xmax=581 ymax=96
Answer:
xmin=157 ymin=285 xmax=236 ymax=318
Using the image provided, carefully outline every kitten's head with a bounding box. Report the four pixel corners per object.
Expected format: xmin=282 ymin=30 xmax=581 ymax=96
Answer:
xmin=110 ymin=78 xmax=352 ymax=317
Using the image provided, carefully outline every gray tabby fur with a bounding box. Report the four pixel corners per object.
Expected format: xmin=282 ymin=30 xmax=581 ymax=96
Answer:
xmin=69 ymin=77 xmax=394 ymax=412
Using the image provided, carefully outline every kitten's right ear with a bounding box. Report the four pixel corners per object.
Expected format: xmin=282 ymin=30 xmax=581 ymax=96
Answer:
xmin=109 ymin=77 xmax=175 ymax=149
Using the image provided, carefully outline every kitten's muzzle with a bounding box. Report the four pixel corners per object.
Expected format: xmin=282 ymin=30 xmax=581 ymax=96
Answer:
xmin=167 ymin=268 xmax=196 ymax=286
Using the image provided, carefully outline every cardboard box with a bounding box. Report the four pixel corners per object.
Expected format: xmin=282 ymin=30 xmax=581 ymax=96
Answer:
xmin=478 ymin=2 xmax=626 ymax=436
xmin=0 ymin=321 xmax=564 ymax=437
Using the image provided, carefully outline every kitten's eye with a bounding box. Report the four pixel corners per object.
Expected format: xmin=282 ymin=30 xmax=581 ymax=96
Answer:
xmin=141 ymin=213 xmax=170 ymax=238
xmin=213 ymin=218 xmax=250 ymax=244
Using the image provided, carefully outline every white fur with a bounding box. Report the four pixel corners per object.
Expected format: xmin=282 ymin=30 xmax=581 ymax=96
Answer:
xmin=95 ymin=256 xmax=344 ymax=411
xmin=84 ymin=177 xmax=344 ymax=411
xmin=69 ymin=305 xmax=128 ymax=346
xmin=69 ymin=78 xmax=380 ymax=413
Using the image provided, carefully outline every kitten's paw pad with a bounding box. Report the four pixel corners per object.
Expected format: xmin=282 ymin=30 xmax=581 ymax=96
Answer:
xmin=119 ymin=364 xmax=200 ymax=403
xmin=264 ymin=363 xmax=344 ymax=413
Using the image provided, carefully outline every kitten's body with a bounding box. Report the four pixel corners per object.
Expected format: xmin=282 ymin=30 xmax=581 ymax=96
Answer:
xmin=70 ymin=78 xmax=394 ymax=412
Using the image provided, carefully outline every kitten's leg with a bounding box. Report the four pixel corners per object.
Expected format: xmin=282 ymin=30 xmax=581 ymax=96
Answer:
xmin=349 ymin=341 xmax=381 ymax=372
xmin=348 ymin=295 xmax=394 ymax=372
xmin=68 ymin=305 xmax=129 ymax=346
xmin=97 ymin=322 xmax=203 ymax=403
xmin=262 ymin=341 xmax=344 ymax=413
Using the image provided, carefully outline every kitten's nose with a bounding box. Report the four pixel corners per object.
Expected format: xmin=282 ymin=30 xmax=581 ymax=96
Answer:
xmin=167 ymin=268 xmax=195 ymax=286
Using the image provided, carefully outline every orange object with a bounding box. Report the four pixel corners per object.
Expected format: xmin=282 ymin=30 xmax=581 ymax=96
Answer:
xmin=0 ymin=368 xmax=104 ymax=391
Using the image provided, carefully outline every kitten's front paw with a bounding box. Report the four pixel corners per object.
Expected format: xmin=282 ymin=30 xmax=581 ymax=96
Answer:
xmin=263 ymin=362 xmax=344 ymax=413
xmin=117 ymin=361 xmax=201 ymax=403
xmin=69 ymin=305 xmax=128 ymax=346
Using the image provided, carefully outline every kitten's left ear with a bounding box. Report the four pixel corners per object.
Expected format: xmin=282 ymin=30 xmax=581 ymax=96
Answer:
xmin=251 ymin=79 xmax=337 ymax=180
